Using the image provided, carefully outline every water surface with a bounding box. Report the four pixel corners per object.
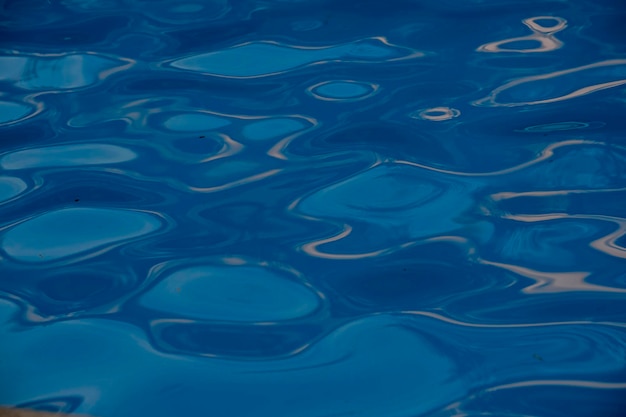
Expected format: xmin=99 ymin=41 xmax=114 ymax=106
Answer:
xmin=1 ymin=0 xmax=626 ymax=416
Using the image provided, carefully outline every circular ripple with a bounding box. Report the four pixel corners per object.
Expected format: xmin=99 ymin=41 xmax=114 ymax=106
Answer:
xmin=307 ymin=80 xmax=379 ymax=101
xmin=411 ymin=106 xmax=460 ymax=121
xmin=525 ymin=16 xmax=567 ymax=34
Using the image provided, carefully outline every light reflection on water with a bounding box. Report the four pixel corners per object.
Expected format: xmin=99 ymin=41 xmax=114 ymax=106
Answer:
xmin=1 ymin=1 xmax=626 ymax=416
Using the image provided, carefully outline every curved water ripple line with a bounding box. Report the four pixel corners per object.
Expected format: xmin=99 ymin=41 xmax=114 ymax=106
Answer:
xmin=298 ymin=223 xmax=409 ymax=260
xmin=477 ymin=16 xmax=567 ymax=53
xmin=182 ymin=132 xmax=243 ymax=164
xmin=400 ymin=310 xmax=626 ymax=329
xmin=479 ymin=259 xmax=626 ymax=294
xmin=187 ymin=168 xmax=282 ymax=193
xmin=166 ymin=37 xmax=422 ymax=78
xmin=301 ymin=233 xmax=476 ymax=260
xmin=487 ymin=379 xmax=626 ymax=391
xmin=0 ymin=93 xmax=45 ymax=126
xmin=396 ymin=139 xmax=600 ymax=177
xmin=295 ymin=223 xmax=477 ymax=261
xmin=502 ymin=213 xmax=626 ymax=260
xmin=490 ymin=186 xmax=626 ymax=201
xmin=474 ymin=59 xmax=626 ymax=107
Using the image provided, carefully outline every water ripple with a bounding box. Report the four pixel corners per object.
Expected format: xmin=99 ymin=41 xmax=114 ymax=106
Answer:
xmin=0 ymin=53 xmax=134 ymax=92
xmin=307 ymin=80 xmax=379 ymax=102
xmin=477 ymin=16 xmax=567 ymax=53
xmin=0 ymin=177 xmax=28 ymax=204
xmin=293 ymin=163 xmax=485 ymax=257
xmin=1 ymin=208 xmax=163 ymax=264
xmin=0 ymin=143 xmax=136 ymax=170
xmin=411 ymin=106 xmax=461 ymax=121
xmin=0 ymin=100 xmax=37 ymax=125
xmin=474 ymin=59 xmax=626 ymax=107
xmin=1 ymin=1 xmax=626 ymax=416
xmin=167 ymin=37 xmax=422 ymax=78
xmin=137 ymin=259 xmax=323 ymax=322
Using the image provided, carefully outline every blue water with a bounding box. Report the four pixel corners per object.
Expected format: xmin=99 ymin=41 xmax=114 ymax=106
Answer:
xmin=1 ymin=1 xmax=626 ymax=416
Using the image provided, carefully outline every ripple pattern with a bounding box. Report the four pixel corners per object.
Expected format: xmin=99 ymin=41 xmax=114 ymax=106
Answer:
xmin=1 ymin=1 xmax=625 ymax=417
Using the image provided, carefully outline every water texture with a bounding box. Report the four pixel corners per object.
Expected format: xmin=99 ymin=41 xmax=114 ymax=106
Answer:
xmin=1 ymin=0 xmax=626 ymax=416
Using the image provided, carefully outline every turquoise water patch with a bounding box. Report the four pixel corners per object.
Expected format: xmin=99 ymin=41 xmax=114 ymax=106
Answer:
xmin=475 ymin=59 xmax=626 ymax=107
xmin=308 ymin=80 xmax=378 ymax=101
xmin=0 ymin=177 xmax=27 ymax=203
xmin=0 ymin=54 xmax=132 ymax=91
xmin=298 ymin=164 xmax=472 ymax=235
xmin=161 ymin=113 xmax=232 ymax=132
xmin=1 ymin=208 xmax=162 ymax=263
xmin=0 ymin=101 xmax=35 ymax=125
xmin=241 ymin=117 xmax=309 ymax=140
xmin=0 ymin=144 xmax=136 ymax=170
xmin=139 ymin=264 xmax=320 ymax=321
xmin=169 ymin=38 xmax=419 ymax=78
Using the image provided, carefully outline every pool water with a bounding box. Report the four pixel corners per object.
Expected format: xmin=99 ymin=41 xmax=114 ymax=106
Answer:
xmin=1 ymin=0 xmax=626 ymax=416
